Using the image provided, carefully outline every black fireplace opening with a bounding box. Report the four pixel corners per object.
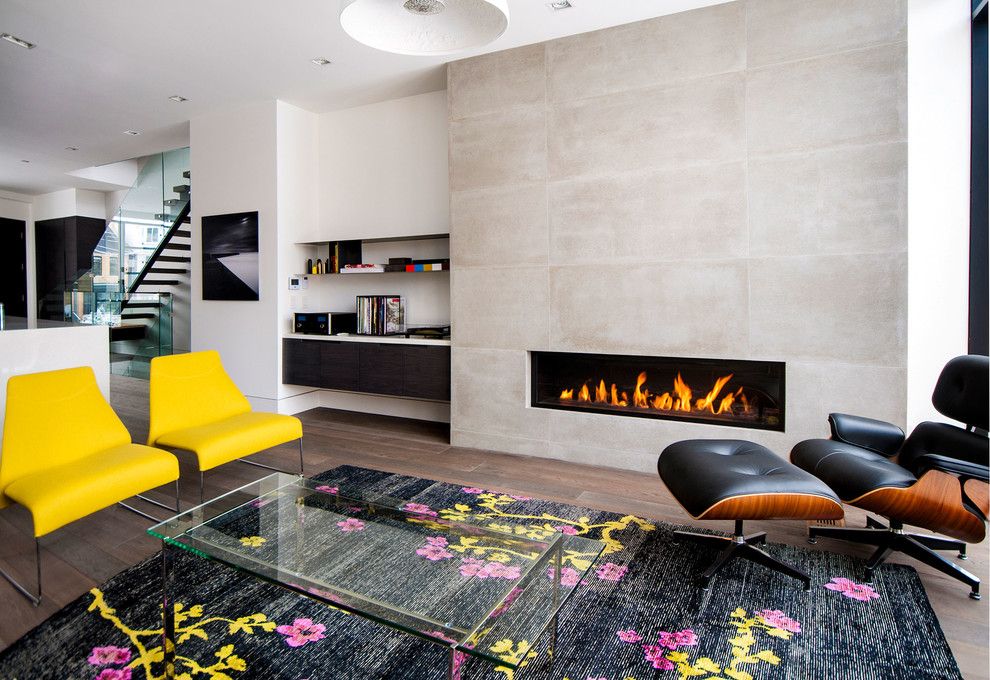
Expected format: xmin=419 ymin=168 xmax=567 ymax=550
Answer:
xmin=531 ymin=351 xmax=785 ymax=431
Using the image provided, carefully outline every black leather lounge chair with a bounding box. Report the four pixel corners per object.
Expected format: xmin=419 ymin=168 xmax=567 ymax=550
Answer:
xmin=791 ymin=355 xmax=989 ymax=600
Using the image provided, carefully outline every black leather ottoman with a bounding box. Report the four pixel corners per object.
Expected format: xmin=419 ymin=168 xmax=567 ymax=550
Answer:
xmin=658 ymin=439 xmax=844 ymax=589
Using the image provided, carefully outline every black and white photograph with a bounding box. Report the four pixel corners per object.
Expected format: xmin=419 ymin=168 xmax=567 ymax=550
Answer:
xmin=201 ymin=211 xmax=259 ymax=301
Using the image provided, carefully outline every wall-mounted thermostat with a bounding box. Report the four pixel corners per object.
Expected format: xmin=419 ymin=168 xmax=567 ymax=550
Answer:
xmin=288 ymin=276 xmax=308 ymax=290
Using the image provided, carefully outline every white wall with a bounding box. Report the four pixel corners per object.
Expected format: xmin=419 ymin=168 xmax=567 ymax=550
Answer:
xmin=906 ymin=0 xmax=972 ymax=427
xmin=32 ymin=188 xmax=106 ymax=222
xmin=276 ymin=101 xmax=320 ymax=401
xmin=316 ymin=90 xmax=449 ymax=242
xmin=190 ymin=101 xmax=281 ymax=408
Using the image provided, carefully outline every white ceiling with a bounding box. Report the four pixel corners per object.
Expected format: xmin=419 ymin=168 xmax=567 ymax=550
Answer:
xmin=0 ymin=0 xmax=728 ymax=195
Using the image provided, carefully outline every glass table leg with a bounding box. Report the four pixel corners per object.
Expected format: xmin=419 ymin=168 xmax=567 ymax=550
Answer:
xmin=161 ymin=542 xmax=176 ymax=680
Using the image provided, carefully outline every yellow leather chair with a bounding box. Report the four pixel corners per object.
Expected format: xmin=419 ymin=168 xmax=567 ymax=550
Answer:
xmin=147 ymin=350 xmax=304 ymax=502
xmin=0 ymin=366 xmax=179 ymax=605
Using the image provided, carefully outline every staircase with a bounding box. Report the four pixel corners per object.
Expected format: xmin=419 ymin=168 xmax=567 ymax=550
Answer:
xmin=64 ymin=148 xmax=192 ymax=379
xmin=113 ymin=170 xmax=192 ymax=377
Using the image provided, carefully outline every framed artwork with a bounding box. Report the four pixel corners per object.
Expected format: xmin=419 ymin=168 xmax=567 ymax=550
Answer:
xmin=201 ymin=211 xmax=259 ymax=301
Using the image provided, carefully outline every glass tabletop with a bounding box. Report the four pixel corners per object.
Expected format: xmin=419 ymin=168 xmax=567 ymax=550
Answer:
xmin=149 ymin=473 xmax=605 ymax=668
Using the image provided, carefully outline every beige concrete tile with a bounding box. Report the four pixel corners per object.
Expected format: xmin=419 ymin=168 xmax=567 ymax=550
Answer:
xmin=549 ymin=261 xmax=750 ymax=357
xmin=747 ymin=0 xmax=906 ymax=67
xmin=547 ymin=2 xmax=745 ymax=103
xmin=450 ymin=348 xmax=549 ymax=440
xmin=451 ymin=183 xmax=548 ymax=267
xmin=747 ymin=43 xmax=907 ymax=156
xmin=784 ymin=360 xmax=907 ymax=437
xmin=549 ymin=72 xmax=745 ymax=181
xmin=748 ymin=253 xmax=907 ymax=366
xmin=448 ymin=44 xmax=546 ymax=120
xmin=451 ymin=267 xmax=548 ymax=349
xmin=450 ymin=106 xmax=547 ymax=192
xmin=549 ymin=161 xmax=747 ymax=264
xmin=749 ymin=142 xmax=907 ymax=257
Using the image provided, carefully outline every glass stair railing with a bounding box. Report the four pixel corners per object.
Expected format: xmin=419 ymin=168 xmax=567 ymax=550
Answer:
xmin=65 ymin=290 xmax=173 ymax=378
xmin=67 ymin=146 xmax=190 ymax=378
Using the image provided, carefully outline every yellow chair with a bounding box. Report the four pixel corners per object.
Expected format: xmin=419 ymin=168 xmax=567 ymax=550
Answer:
xmin=147 ymin=350 xmax=304 ymax=502
xmin=0 ymin=366 xmax=179 ymax=605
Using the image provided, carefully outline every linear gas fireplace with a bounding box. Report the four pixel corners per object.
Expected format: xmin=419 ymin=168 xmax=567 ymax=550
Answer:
xmin=531 ymin=351 xmax=785 ymax=431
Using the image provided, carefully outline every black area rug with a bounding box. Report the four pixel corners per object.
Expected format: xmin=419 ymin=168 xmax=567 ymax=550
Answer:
xmin=0 ymin=465 xmax=962 ymax=680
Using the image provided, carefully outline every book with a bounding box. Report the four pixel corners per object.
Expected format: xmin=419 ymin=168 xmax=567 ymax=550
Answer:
xmin=341 ymin=264 xmax=385 ymax=273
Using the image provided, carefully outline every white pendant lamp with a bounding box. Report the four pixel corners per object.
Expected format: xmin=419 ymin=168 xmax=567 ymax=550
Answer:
xmin=340 ymin=0 xmax=509 ymax=56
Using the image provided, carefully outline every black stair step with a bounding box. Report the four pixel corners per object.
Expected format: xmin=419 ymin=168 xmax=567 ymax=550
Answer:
xmin=149 ymin=267 xmax=187 ymax=274
xmin=157 ymin=255 xmax=191 ymax=263
xmin=123 ymin=301 xmax=161 ymax=309
xmin=182 ymin=170 xmax=190 ymax=179
xmin=174 ymin=230 xmax=191 ymax=238
xmin=165 ymin=243 xmax=190 ymax=251
xmin=182 ymin=215 xmax=191 ymax=223
xmin=121 ymin=312 xmax=155 ymax=319
xmin=173 ymin=184 xmax=190 ymax=194
xmin=142 ymin=279 xmax=181 ymax=286
xmin=164 ymin=198 xmax=182 ymax=206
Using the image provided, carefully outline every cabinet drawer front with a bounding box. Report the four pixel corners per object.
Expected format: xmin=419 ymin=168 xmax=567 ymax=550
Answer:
xmin=402 ymin=345 xmax=451 ymax=401
xmin=320 ymin=342 xmax=361 ymax=391
xmin=283 ymin=339 xmax=321 ymax=387
xmin=359 ymin=343 xmax=405 ymax=396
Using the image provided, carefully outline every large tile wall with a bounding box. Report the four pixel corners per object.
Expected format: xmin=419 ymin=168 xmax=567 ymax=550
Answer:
xmin=447 ymin=0 xmax=908 ymax=471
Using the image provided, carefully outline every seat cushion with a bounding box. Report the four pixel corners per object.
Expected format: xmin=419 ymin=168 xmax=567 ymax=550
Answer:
xmin=154 ymin=412 xmax=303 ymax=471
xmin=790 ymin=439 xmax=917 ymax=502
xmin=658 ymin=439 xmax=842 ymax=520
xmin=3 ymin=443 xmax=179 ymax=537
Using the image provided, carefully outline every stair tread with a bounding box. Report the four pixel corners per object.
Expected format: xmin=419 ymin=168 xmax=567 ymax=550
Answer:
xmin=122 ymin=301 xmax=161 ymax=309
xmin=165 ymin=243 xmax=190 ymax=251
xmin=174 ymin=230 xmax=191 ymax=238
xmin=141 ymin=280 xmax=181 ymax=285
xmin=156 ymin=255 xmax=191 ymax=263
xmin=148 ymin=267 xmax=187 ymax=274
xmin=182 ymin=170 xmax=190 ymax=179
xmin=121 ymin=313 xmax=156 ymax=319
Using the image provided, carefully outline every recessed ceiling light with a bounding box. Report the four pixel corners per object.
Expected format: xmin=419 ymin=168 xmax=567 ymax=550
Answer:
xmin=123 ymin=130 xmax=141 ymax=136
xmin=20 ymin=159 xmax=29 ymax=163
xmin=1 ymin=33 xmax=35 ymax=49
xmin=168 ymin=95 xmax=188 ymax=103
xmin=65 ymin=146 xmax=79 ymax=151
xmin=310 ymin=57 xmax=332 ymax=66
xmin=547 ymin=0 xmax=572 ymax=8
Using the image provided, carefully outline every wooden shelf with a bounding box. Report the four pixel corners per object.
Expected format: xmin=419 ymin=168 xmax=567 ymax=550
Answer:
xmin=296 ymin=233 xmax=448 ymax=246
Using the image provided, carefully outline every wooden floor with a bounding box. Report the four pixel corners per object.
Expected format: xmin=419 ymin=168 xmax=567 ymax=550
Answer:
xmin=0 ymin=375 xmax=986 ymax=678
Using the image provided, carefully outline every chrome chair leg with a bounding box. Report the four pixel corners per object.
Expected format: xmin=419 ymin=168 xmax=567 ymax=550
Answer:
xmin=118 ymin=479 xmax=182 ymax=520
xmin=236 ymin=437 xmax=306 ymax=476
xmin=0 ymin=537 xmax=41 ymax=606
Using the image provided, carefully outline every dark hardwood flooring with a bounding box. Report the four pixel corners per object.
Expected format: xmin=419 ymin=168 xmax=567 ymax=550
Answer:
xmin=0 ymin=375 xmax=986 ymax=678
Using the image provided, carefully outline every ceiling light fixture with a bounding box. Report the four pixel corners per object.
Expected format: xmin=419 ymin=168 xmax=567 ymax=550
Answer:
xmin=20 ymin=159 xmax=29 ymax=163
xmin=65 ymin=146 xmax=79 ymax=151
xmin=1 ymin=33 xmax=35 ymax=49
xmin=168 ymin=95 xmax=188 ymax=102
xmin=310 ymin=57 xmax=332 ymax=66
xmin=123 ymin=130 xmax=141 ymax=136
xmin=339 ymin=0 xmax=508 ymax=56
xmin=547 ymin=0 xmax=572 ymax=9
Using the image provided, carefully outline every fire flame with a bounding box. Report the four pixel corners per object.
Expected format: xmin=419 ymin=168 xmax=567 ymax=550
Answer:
xmin=559 ymin=371 xmax=752 ymax=417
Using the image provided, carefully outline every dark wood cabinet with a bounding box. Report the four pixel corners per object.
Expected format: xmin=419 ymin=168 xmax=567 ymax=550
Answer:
xmin=282 ymin=339 xmax=450 ymax=402
xmin=402 ymin=345 xmax=451 ymax=400
xmin=0 ymin=217 xmax=28 ymax=318
xmin=282 ymin=339 xmax=321 ymax=387
xmin=359 ymin=343 xmax=405 ymax=397
xmin=320 ymin=342 xmax=360 ymax=391
xmin=34 ymin=215 xmax=106 ymax=320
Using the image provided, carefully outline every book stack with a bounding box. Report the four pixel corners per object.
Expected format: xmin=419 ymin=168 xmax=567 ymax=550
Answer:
xmin=356 ymin=295 xmax=403 ymax=335
xmin=341 ymin=263 xmax=385 ymax=273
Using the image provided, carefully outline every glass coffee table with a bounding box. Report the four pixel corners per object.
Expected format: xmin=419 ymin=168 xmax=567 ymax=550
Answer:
xmin=149 ymin=473 xmax=605 ymax=679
